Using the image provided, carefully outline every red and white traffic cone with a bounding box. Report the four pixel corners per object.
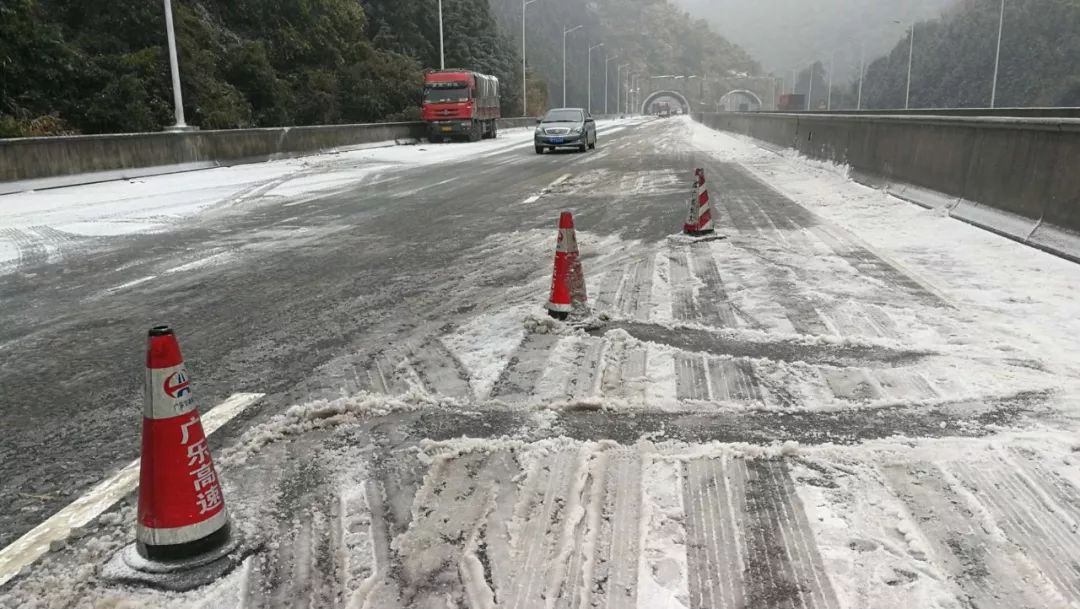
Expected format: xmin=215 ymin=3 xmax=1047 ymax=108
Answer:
xmin=683 ymin=168 xmax=715 ymax=236
xmin=137 ymin=326 xmax=230 ymax=561
xmin=546 ymin=211 xmax=588 ymax=320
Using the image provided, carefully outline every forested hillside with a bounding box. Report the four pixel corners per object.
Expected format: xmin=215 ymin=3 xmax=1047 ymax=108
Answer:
xmin=0 ymin=0 xmax=756 ymax=136
xmin=0 ymin=0 xmax=510 ymax=136
xmin=860 ymin=0 xmax=1080 ymax=109
xmin=675 ymin=0 xmax=955 ymax=75
xmin=489 ymin=0 xmax=758 ymax=114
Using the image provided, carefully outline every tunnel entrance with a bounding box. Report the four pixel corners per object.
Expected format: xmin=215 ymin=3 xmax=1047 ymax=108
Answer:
xmin=641 ymin=90 xmax=691 ymax=116
xmin=718 ymin=89 xmax=764 ymax=112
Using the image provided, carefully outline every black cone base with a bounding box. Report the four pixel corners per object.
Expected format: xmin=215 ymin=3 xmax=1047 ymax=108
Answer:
xmin=137 ymin=522 xmax=231 ymax=562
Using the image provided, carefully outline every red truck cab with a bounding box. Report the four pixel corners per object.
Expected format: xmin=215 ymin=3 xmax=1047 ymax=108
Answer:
xmin=423 ymin=70 xmax=501 ymax=142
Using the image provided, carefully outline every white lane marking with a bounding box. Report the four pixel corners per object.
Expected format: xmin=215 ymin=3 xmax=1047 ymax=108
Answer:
xmin=0 ymin=392 xmax=264 ymax=588
xmin=162 ymin=252 xmax=233 ymax=275
xmin=105 ymin=275 xmax=157 ymax=293
xmin=523 ymin=173 xmax=573 ymax=204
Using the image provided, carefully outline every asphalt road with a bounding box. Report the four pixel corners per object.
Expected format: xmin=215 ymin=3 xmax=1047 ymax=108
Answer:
xmin=2 ymin=117 xmax=1075 ymax=608
xmin=0 ymin=118 xmax=693 ymax=549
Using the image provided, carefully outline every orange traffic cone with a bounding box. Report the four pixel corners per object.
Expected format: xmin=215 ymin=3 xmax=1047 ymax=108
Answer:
xmin=137 ymin=326 xmax=230 ymax=561
xmin=546 ymin=212 xmax=588 ymax=320
xmin=683 ymin=168 xmax=715 ymax=236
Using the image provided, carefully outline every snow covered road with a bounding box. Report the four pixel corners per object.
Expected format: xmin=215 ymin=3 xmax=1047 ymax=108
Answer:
xmin=2 ymin=116 xmax=1080 ymax=608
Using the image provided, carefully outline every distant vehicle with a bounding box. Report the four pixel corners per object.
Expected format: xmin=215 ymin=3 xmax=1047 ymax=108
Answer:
xmin=534 ymin=108 xmax=597 ymax=154
xmin=778 ymin=94 xmax=806 ymax=111
xmin=657 ymin=102 xmax=672 ymax=118
xmin=422 ymin=70 xmax=501 ymax=142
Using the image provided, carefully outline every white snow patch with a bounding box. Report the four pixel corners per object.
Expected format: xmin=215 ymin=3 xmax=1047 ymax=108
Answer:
xmin=441 ymin=305 xmax=530 ymax=401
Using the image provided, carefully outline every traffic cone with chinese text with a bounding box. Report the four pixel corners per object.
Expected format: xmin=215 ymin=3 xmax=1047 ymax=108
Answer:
xmin=683 ymin=168 xmax=715 ymax=236
xmin=546 ymin=212 xmax=588 ymax=320
xmin=137 ymin=326 xmax=230 ymax=561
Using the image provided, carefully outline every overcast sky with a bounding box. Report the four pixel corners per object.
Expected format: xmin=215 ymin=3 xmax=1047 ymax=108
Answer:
xmin=675 ymin=0 xmax=957 ymax=79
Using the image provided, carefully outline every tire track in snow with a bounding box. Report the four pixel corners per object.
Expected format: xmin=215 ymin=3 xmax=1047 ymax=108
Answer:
xmin=949 ymin=459 xmax=1080 ymax=603
xmin=0 ymin=228 xmax=48 ymax=270
xmin=600 ymin=449 xmax=642 ymax=609
xmin=683 ymin=457 xmax=747 ymax=608
xmin=883 ymin=462 xmax=1051 ymax=608
xmin=504 ymin=449 xmax=582 ymax=609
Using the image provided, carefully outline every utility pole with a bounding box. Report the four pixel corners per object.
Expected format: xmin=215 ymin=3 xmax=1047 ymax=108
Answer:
xmin=991 ymin=0 xmax=1006 ymax=108
xmin=807 ymin=62 xmax=814 ymax=111
xmin=162 ymin=0 xmax=188 ymax=130
xmin=438 ymin=0 xmax=445 ymax=70
xmin=562 ymin=25 xmax=583 ymax=107
xmin=522 ymin=0 xmax=539 ymax=116
xmin=588 ymin=43 xmax=604 ymax=113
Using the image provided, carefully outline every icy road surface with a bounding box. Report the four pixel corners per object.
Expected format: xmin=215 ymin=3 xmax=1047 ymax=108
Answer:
xmin=2 ymin=116 xmax=1080 ymax=608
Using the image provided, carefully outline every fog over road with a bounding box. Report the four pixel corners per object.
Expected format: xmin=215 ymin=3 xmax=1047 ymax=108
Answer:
xmin=3 ymin=117 xmax=1080 ymax=608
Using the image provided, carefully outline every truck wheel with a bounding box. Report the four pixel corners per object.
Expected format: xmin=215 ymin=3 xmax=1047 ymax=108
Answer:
xmin=468 ymin=122 xmax=481 ymax=142
xmin=490 ymin=121 xmax=498 ymax=139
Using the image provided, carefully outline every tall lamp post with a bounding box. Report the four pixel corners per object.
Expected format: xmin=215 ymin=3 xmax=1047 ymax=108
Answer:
xmin=162 ymin=0 xmax=188 ymax=130
xmin=617 ymin=63 xmax=629 ymax=115
xmin=892 ymin=20 xmax=916 ymax=109
xmin=827 ymin=52 xmax=834 ymax=110
xmin=857 ymin=40 xmax=865 ymax=110
xmin=562 ymin=25 xmax=583 ymax=107
xmin=587 ymin=43 xmax=604 ymax=113
xmin=906 ymin=21 xmax=915 ymax=109
xmin=605 ymin=55 xmax=619 ymax=115
xmin=990 ymin=0 xmax=1006 ymax=108
xmin=522 ymin=0 xmax=539 ymax=116
xmin=438 ymin=0 xmax=445 ymax=70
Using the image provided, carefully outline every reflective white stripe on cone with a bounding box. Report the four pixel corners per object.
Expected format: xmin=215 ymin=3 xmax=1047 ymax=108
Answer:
xmin=684 ymin=168 xmax=715 ymax=236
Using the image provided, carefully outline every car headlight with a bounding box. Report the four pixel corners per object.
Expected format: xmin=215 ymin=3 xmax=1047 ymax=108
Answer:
xmin=570 ymin=127 xmax=583 ymax=135
xmin=535 ymin=128 xmax=544 ymax=135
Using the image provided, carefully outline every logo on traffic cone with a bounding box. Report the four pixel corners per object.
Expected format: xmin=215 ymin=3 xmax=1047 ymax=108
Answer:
xmin=137 ymin=326 xmax=230 ymax=561
xmin=684 ymin=168 xmax=715 ymax=236
xmin=546 ymin=212 xmax=588 ymax=320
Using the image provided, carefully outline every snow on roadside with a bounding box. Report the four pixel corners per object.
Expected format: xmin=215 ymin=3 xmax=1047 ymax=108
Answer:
xmin=0 ymin=128 xmax=538 ymax=271
xmin=688 ymin=118 xmax=1080 ymax=386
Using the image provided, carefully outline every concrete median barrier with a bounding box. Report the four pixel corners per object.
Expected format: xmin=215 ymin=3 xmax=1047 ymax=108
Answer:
xmin=0 ymin=122 xmax=427 ymax=194
xmin=693 ymin=111 xmax=1080 ymax=262
xmin=0 ymin=117 xmax=550 ymax=194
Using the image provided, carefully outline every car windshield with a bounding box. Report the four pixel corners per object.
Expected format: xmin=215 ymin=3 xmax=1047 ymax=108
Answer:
xmin=542 ymin=110 xmax=583 ymax=123
xmin=424 ymin=87 xmax=470 ymax=103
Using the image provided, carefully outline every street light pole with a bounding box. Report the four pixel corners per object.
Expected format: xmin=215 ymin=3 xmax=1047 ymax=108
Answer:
xmin=522 ymin=0 xmax=539 ymax=116
xmin=807 ymin=62 xmax=814 ymax=110
xmin=162 ymin=0 xmax=187 ymax=130
xmin=827 ymin=53 xmax=834 ymax=110
xmin=622 ymin=64 xmax=630 ymax=115
xmin=991 ymin=0 xmax=1006 ymax=108
xmin=857 ymin=40 xmax=865 ymax=110
xmin=605 ymin=55 xmax=618 ymax=115
xmin=906 ymin=21 xmax=915 ymax=109
xmin=438 ymin=0 xmax=445 ymax=70
xmin=588 ymin=43 xmax=604 ymax=113
xmin=562 ymin=25 xmax=583 ymax=107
